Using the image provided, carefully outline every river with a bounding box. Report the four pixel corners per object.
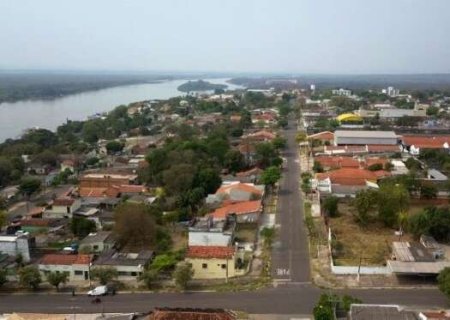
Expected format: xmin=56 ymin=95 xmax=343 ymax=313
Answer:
xmin=0 ymin=78 xmax=242 ymax=142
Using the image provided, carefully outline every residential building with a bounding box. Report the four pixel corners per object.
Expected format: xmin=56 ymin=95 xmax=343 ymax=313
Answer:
xmin=0 ymin=233 xmax=33 ymax=262
xmin=334 ymin=130 xmax=398 ymax=146
xmin=188 ymin=216 xmax=236 ymax=247
xmin=60 ymin=159 xmax=76 ymax=173
xmin=148 ymin=308 xmax=237 ymax=320
xmin=388 ymin=241 xmax=450 ymax=275
xmin=307 ymin=131 xmax=335 ymax=145
xmin=93 ymin=250 xmax=154 ymax=280
xmin=43 ymin=197 xmax=81 ymax=219
xmin=401 ymin=135 xmax=450 ymax=155
xmin=210 ymin=200 xmax=262 ymax=222
xmin=206 ymin=182 xmax=264 ymax=204
xmin=38 ymin=254 xmax=92 ymax=282
xmin=186 ymin=246 xmax=241 ymax=280
xmin=332 ymin=88 xmax=352 ymax=96
xmin=241 ymin=130 xmax=276 ymax=142
xmin=18 ymin=218 xmax=63 ymax=234
xmin=78 ymin=231 xmax=116 ymax=253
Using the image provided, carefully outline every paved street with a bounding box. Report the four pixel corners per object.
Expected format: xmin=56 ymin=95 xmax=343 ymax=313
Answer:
xmin=0 ymin=286 xmax=447 ymax=314
xmin=272 ymin=120 xmax=310 ymax=283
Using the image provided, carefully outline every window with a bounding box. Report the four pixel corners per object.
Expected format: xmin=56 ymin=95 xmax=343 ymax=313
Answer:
xmin=74 ymin=270 xmax=83 ymax=275
xmin=202 ymin=263 xmax=208 ymax=269
xmin=221 ymin=264 xmax=227 ymax=269
xmin=131 ymin=272 xmax=137 ymax=277
xmin=93 ymin=245 xmax=99 ymax=250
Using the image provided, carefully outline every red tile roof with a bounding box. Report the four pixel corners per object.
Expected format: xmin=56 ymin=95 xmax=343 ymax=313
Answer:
xmin=243 ymin=130 xmax=276 ymax=141
xmin=20 ymin=219 xmax=52 ymax=227
xmin=316 ymin=168 xmax=380 ymax=186
xmin=216 ymin=183 xmax=262 ymax=196
xmin=39 ymin=254 xmax=92 ymax=265
xmin=150 ymin=308 xmax=236 ymax=320
xmin=119 ymin=185 xmax=146 ymax=194
xmin=187 ymin=246 xmax=235 ymax=259
xmin=79 ymin=187 xmax=120 ymax=198
xmin=364 ymin=157 xmax=388 ymax=168
xmin=402 ymin=135 xmax=450 ymax=149
xmin=235 ymin=167 xmax=263 ymax=177
xmin=307 ymin=131 xmax=334 ymax=141
xmin=53 ymin=197 xmax=75 ymax=206
xmin=367 ymin=144 xmax=401 ymax=153
xmin=211 ymin=200 xmax=262 ymax=219
xmin=421 ymin=311 xmax=450 ymax=319
xmin=314 ymin=156 xmax=360 ymax=169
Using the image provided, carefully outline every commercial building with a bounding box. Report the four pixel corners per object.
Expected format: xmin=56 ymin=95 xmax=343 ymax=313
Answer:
xmin=334 ymin=130 xmax=398 ymax=146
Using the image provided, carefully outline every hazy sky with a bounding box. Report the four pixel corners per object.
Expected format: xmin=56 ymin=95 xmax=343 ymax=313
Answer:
xmin=1 ymin=0 xmax=449 ymax=74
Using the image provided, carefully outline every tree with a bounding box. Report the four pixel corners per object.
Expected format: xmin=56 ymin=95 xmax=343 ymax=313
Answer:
xmin=367 ymin=163 xmax=383 ymax=171
xmin=19 ymin=177 xmax=41 ymax=197
xmin=377 ymin=183 xmax=410 ymax=228
xmin=0 ymin=269 xmax=7 ymax=288
xmin=0 ymin=210 xmax=7 ymax=231
xmin=260 ymin=227 xmax=275 ymax=248
xmin=46 ymin=271 xmax=68 ymax=291
xmin=427 ymin=106 xmax=440 ymax=116
xmin=255 ymin=142 xmax=279 ymax=168
xmin=105 ymin=140 xmax=124 ymax=154
xmin=71 ymin=217 xmax=96 ymax=238
xmin=438 ymin=267 xmax=450 ymax=299
xmin=260 ymin=166 xmax=281 ymax=187
xmin=114 ymin=202 xmax=156 ymax=250
xmin=323 ymin=196 xmax=339 ymax=217
xmin=420 ymin=184 xmax=438 ymax=199
xmin=224 ymin=150 xmax=245 ymax=173
xmin=139 ymin=269 xmax=158 ymax=289
xmin=408 ymin=211 xmax=430 ymax=240
xmin=272 ymin=137 xmax=287 ymax=150
xmin=90 ymin=267 xmax=118 ymax=285
xmin=313 ymin=293 xmax=335 ymax=320
xmin=313 ymin=161 xmax=324 ymax=173
xmin=296 ymin=132 xmax=307 ymax=143
xmin=151 ymin=254 xmax=178 ymax=273
xmin=173 ymin=263 xmax=194 ymax=290
xmin=18 ymin=266 xmax=42 ymax=290
xmin=353 ymin=189 xmax=378 ymax=226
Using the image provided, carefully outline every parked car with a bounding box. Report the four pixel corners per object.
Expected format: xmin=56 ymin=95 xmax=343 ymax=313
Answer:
xmin=87 ymin=285 xmax=108 ymax=296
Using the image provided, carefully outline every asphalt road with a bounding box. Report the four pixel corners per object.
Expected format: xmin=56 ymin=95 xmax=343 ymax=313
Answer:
xmin=272 ymin=121 xmax=311 ymax=283
xmin=0 ymin=286 xmax=447 ymax=314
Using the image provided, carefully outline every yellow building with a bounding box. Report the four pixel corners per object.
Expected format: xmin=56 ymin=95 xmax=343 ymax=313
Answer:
xmin=336 ymin=113 xmax=363 ymax=123
xmin=186 ymin=246 xmax=237 ymax=279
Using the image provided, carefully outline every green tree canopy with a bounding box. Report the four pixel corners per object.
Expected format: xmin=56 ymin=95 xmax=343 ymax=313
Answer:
xmin=18 ymin=266 xmax=42 ymax=290
xmin=90 ymin=266 xmax=118 ymax=285
xmin=173 ymin=263 xmax=194 ymax=290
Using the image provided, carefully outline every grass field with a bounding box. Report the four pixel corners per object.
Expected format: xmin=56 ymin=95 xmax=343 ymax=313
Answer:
xmin=329 ymin=202 xmax=413 ymax=266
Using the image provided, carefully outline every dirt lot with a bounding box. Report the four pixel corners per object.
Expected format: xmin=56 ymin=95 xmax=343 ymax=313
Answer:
xmin=235 ymin=223 xmax=258 ymax=243
xmin=329 ymin=201 xmax=413 ymax=266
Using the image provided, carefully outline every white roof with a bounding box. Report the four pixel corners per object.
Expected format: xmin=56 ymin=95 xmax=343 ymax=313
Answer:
xmin=335 ymin=130 xmax=398 ymax=139
xmin=0 ymin=236 xmax=18 ymax=242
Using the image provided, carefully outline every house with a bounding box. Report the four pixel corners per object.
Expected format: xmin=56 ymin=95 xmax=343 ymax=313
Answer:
xmin=387 ymin=241 xmax=450 ymax=275
xmin=210 ymin=200 xmax=262 ymax=223
xmin=401 ymin=135 xmax=450 ymax=155
xmin=221 ymin=167 xmax=263 ymax=184
xmin=27 ymin=163 xmax=51 ymax=175
xmin=38 ymin=254 xmax=92 ymax=282
xmin=60 ymin=159 xmax=76 ymax=173
xmin=78 ymin=231 xmax=116 ymax=253
xmin=332 ymin=88 xmax=352 ymax=96
xmin=43 ymin=197 xmax=81 ymax=219
xmin=315 ymin=168 xmax=383 ymax=186
xmin=348 ymin=304 xmax=418 ymax=320
xmin=186 ymin=246 xmax=243 ymax=280
xmin=237 ymin=143 xmax=257 ymax=165
xmin=419 ymin=311 xmax=450 ymax=320
xmin=206 ymin=182 xmax=264 ymax=204
xmin=0 ymin=233 xmax=33 ymax=262
xmin=241 ymin=130 xmax=276 ymax=142
xmin=188 ymin=216 xmax=236 ymax=247
xmin=334 ymin=130 xmax=398 ymax=146
xmin=18 ymin=218 xmax=63 ymax=234
xmin=148 ymin=308 xmax=237 ymax=320
xmin=93 ymin=250 xmax=154 ymax=280
xmin=307 ymin=131 xmax=335 ymax=145
xmin=314 ymin=156 xmax=360 ymax=170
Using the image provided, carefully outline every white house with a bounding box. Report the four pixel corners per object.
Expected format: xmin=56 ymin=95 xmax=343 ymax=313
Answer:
xmin=0 ymin=233 xmax=33 ymax=262
xmin=43 ymin=197 xmax=81 ymax=219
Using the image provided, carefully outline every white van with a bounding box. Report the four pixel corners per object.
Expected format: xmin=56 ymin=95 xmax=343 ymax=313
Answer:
xmin=87 ymin=285 xmax=108 ymax=296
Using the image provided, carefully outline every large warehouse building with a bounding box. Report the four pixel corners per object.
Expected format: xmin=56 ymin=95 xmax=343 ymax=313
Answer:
xmin=334 ymin=130 xmax=398 ymax=145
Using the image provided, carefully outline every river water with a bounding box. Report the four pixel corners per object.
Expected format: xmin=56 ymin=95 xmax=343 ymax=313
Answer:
xmin=0 ymin=78 xmax=241 ymax=142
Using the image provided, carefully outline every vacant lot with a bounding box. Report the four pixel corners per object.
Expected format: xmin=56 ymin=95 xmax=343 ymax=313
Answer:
xmin=329 ymin=202 xmax=413 ymax=266
xmin=235 ymin=223 xmax=258 ymax=243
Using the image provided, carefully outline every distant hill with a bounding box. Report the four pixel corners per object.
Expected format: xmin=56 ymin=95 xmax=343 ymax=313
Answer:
xmin=177 ymin=80 xmax=227 ymax=92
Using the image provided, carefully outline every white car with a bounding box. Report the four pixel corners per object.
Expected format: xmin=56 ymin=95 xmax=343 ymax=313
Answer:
xmin=87 ymin=285 xmax=108 ymax=296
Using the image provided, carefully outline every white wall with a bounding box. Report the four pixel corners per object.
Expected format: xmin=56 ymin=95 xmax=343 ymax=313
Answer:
xmin=189 ymin=232 xmax=232 ymax=246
